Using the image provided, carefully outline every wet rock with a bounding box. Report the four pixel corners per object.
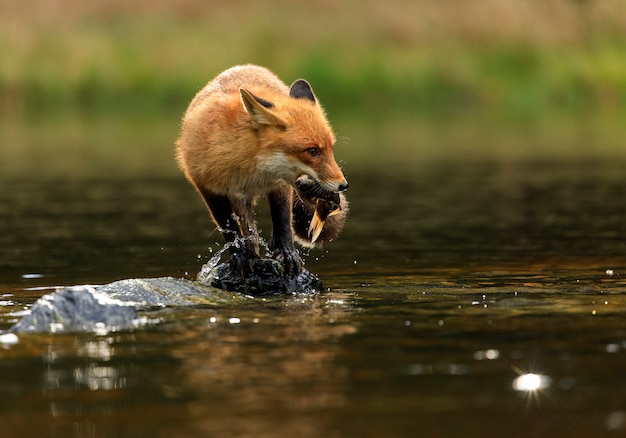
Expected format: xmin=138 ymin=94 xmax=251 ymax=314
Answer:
xmin=10 ymin=278 xmax=250 ymax=334
xmin=197 ymin=258 xmax=322 ymax=296
xmin=9 ymin=261 xmax=321 ymax=334
xmin=99 ymin=277 xmax=247 ymax=306
xmin=11 ymin=286 xmax=137 ymax=334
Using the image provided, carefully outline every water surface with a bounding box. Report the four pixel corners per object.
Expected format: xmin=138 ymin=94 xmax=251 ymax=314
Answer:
xmin=1 ymin=116 xmax=626 ymax=437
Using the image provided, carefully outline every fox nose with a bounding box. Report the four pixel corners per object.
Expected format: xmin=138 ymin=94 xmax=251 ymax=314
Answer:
xmin=337 ymin=181 xmax=349 ymax=192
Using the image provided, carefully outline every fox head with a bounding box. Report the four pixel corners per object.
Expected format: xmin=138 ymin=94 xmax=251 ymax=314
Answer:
xmin=240 ymin=80 xmax=348 ymax=193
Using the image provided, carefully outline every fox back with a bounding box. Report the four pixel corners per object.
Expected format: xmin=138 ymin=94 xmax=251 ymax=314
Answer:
xmin=176 ymin=64 xmax=347 ymax=199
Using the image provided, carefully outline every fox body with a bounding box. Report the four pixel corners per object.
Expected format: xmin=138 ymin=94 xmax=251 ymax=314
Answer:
xmin=176 ymin=65 xmax=348 ymax=275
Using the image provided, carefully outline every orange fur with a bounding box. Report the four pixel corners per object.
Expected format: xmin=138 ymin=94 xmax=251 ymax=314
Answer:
xmin=175 ymin=64 xmax=348 ymax=273
xmin=176 ymin=64 xmax=347 ymax=199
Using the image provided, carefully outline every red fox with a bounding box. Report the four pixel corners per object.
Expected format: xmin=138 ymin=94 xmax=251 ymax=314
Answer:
xmin=176 ymin=65 xmax=348 ymax=276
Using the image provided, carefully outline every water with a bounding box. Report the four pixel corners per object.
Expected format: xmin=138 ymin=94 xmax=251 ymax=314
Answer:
xmin=1 ymin=116 xmax=626 ymax=437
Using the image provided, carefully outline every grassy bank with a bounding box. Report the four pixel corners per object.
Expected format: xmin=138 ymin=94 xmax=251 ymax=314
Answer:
xmin=1 ymin=0 xmax=625 ymax=118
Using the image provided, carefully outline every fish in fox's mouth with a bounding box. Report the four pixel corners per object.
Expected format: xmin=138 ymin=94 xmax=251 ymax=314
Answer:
xmin=295 ymin=174 xmax=343 ymax=243
xmin=295 ymin=175 xmax=341 ymax=201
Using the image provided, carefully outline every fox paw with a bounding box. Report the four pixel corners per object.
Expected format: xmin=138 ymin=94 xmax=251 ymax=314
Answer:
xmin=271 ymin=247 xmax=303 ymax=276
xmin=229 ymin=251 xmax=259 ymax=277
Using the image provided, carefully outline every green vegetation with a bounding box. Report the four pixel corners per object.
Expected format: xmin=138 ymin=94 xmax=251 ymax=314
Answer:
xmin=1 ymin=0 xmax=626 ymax=119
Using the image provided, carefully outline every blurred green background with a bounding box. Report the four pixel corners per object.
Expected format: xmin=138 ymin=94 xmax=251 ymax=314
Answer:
xmin=1 ymin=0 xmax=625 ymax=177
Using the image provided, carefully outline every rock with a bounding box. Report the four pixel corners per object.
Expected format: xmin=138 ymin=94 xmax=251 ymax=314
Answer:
xmin=11 ymin=286 xmax=138 ymax=334
xmin=197 ymin=258 xmax=322 ymax=296
xmin=99 ymin=277 xmax=247 ymax=306
xmin=10 ymin=278 xmax=250 ymax=334
xmin=9 ymin=261 xmax=322 ymax=334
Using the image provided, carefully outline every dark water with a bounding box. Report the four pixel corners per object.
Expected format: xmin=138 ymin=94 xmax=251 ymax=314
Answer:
xmin=2 ymin=120 xmax=626 ymax=437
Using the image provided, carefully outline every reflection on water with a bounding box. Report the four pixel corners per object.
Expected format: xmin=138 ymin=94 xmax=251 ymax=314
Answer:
xmin=0 ymin=296 xmax=358 ymax=437
xmin=512 ymin=372 xmax=551 ymax=392
xmin=1 ymin=120 xmax=626 ymax=436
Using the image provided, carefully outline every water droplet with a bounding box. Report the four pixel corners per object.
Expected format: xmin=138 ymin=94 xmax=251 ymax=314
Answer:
xmin=229 ymin=317 xmax=241 ymax=324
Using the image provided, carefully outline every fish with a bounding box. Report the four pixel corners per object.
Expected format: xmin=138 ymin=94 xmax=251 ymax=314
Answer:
xmin=295 ymin=174 xmax=343 ymax=244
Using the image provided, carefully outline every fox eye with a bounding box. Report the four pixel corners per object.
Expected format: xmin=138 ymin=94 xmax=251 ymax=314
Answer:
xmin=306 ymin=147 xmax=320 ymax=158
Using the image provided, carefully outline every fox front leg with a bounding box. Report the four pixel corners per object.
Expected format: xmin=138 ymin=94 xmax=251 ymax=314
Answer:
xmin=197 ymin=187 xmax=258 ymax=276
xmin=267 ymin=187 xmax=303 ymax=275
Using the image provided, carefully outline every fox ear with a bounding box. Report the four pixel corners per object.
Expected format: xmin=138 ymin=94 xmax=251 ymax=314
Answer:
xmin=289 ymin=79 xmax=316 ymax=103
xmin=240 ymin=88 xmax=286 ymax=128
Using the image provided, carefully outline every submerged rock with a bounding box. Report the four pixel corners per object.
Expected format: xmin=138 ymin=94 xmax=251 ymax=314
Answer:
xmin=9 ymin=261 xmax=322 ymax=334
xmin=197 ymin=258 xmax=322 ymax=296
xmin=99 ymin=277 xmax=247 ymax=306
xmin=11 ymin=287 xmax=138 ymax=334
xmin=10 ymin=277 xmax=250 ymax=334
